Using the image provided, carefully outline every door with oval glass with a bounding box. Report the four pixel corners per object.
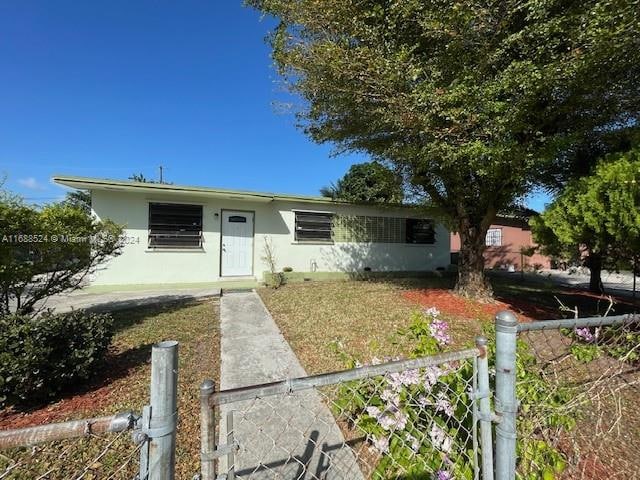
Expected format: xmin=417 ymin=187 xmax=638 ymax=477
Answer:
xmin=221 ymin=210 xmax=254 ymax=276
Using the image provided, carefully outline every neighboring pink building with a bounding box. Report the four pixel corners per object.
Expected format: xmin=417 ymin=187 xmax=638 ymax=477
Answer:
xmin=451 ymin=213 xmax=552 ymax=271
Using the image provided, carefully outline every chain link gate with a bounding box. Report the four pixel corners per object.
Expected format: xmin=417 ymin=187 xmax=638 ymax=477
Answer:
xmin=199 ymin=339 xmax=494 ymax=480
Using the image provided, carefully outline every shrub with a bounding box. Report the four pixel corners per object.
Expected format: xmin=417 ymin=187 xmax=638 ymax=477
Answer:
xmin=282 ymin=266 xmax=293 ymax=272
xmin=0 ymin=310 xmax=114 ymax=406
xmin=332 ymin=309 xmax=572 ymax=479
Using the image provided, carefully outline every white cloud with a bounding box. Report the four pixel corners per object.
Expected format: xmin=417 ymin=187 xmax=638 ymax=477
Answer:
xmin=18 ymin=177 xmax=45 ymax=190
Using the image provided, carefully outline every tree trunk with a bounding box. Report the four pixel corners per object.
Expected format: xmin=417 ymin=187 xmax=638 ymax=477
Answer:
xmin=587 ymin=251 xmax=604 ymax=293
xmin=455 ymin=218 xmax=493 ymax=299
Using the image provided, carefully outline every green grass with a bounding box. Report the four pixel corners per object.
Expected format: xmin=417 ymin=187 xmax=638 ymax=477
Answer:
xmin=0 ymin=299 xmax=219 ymax=479
xmin=258 ymin=277 xmax=479 ymax=374
xmin=258 ymin=274 xmax=637 ymax=375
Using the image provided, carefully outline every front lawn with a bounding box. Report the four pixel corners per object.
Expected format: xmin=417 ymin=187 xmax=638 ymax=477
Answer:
xmin=0 ymin=298 xmax=219 ymax=479
xmin=258 ymin=277 xmax=485 ymax=374
xmin=258 ymin=275 xmax=637 ymax=374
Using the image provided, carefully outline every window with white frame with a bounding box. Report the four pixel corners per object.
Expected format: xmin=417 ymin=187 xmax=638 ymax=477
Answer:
xmin=485 ymin=228 xmax=502 ymax=246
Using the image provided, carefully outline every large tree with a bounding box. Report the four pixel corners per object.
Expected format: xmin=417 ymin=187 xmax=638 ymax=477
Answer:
xmin=248 ymin=0 xmax=640 ymax=297
xmin=532 ymin=148 xmax=640 ymax=292
xmin=321 ymin=161 xmax=404 ymax=203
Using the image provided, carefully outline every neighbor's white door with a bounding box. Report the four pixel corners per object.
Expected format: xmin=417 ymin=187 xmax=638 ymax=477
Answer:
xmin=221 ymin=211 xmax=254 ymax=276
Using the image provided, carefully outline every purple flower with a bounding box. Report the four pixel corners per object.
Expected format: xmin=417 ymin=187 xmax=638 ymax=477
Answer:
xmin=429 ymin=319 xmax=451 ymax=346
xmin=381 ymin=389 xmax=400 ymax=407
xmin=372 ymin=436 xmax=389 ymax=453
xmin=575 ymin=327 xmax=595 ymax=343
xmin=435 ymin=394 xmax=454 ymax=417
xmin=425 ymin=307 xmax=441 ymax=318
xmin=377 ymin=410 xmax=408 ymax=431
xmin=430 ymin=425 xmax=453 ymax=454
xmin=388 ymin=369 xmax=421 ymax=390
xmin=404 ymin=433 xmax=420 ymax=452
xmin=422 ymin=366 xmax=443 ymax=388
xmin=366 ymin=406 xmax=381 ymax=417
xmin=436 ymin=470 xmax=452 ymax=480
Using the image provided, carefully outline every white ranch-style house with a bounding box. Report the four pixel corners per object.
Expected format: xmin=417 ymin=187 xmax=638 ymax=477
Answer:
xmin=53 ymin=175 xmax=451 ymax=286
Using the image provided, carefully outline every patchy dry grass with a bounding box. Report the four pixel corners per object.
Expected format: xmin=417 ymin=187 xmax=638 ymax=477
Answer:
xmin=0 ymin=298 xmax=219 ymax=479
xmin=258 ymin=275 xmax=637 ymax=375
xmin=258 ymin=279 xmax=486 ymax=374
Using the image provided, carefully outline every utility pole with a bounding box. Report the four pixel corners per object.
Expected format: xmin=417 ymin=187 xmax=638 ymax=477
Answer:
xmin=159 ymin=165 xmax=164 ymax=184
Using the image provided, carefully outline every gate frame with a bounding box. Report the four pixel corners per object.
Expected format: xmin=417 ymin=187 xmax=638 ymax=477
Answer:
xmin=199 ymin=343 xmax=494 ymax=480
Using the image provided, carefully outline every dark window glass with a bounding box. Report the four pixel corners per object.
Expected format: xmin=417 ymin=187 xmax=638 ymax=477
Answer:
xmin=148 ymin=203 xmax=203 ymax=248
xmin=295 ymin=212 xmax=333 ymax=242
xmin=406 ymin=218 xmax=435 ymax=244
xmin=228 ymin=215 xmax=247 ymax=223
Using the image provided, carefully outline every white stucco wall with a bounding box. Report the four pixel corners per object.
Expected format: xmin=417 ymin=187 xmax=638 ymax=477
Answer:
xmin=90 ymin=190 xmax=451 ymax=285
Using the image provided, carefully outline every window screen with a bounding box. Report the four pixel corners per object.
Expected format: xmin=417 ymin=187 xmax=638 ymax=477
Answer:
xmin=405 ymin=219 xmax=435 ymax=244
xmin=294 ymin=211 xmax=333 ymax=242
xmin=148 ymin=203 xmax=203 ymax=248
xmin=485 ymin=228 xmax=502 ymax=246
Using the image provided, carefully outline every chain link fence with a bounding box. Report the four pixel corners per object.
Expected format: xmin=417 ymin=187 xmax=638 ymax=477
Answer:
xmin=0 ymin=341 xmax=179 ymax=480
xmin=3 ymin=310 xmax=639 ymax=480
xmin=200 ymin=344 xmax=494 ymax=480
xmin=515 ymin=314 xmax=640 ymax=479
xmin=0 ymin=417 xmax=141 ymax=479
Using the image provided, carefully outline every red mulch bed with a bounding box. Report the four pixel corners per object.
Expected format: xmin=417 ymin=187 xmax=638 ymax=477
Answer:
xmin=402 ymin=289 xmax=557 ymax=322
xmin=0 ymin=346 xmax=147 ymax=430
xmin=0 ymin=384 xmax=116 ymax=430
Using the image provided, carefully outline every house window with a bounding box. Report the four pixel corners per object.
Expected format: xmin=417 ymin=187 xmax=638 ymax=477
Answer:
xmin=486 ymin=228 xmax=502 ymax=246
xmin=406 ymin=219 xmax=435 ymax=244
xmin=294 ymin=211 xmax=333 ymax=242
xmin=148 ymin=203 xmax=203 ymax=248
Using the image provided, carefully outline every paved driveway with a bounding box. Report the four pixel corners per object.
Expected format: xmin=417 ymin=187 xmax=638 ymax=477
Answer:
xmin=37 ymin=287 xmax=221 ymax=313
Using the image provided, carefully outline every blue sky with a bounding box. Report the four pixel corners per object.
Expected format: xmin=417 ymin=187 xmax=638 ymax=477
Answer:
xmin=0 ymin=1 xmax=550 ymax=210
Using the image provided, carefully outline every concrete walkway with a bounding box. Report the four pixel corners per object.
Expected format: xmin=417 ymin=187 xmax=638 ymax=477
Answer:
xmin=219 ymin=291 xmax=364 ymax=480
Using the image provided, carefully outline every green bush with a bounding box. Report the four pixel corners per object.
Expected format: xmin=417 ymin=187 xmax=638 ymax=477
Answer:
xmin=0 ymin=310 xmax=114 ymax=406
xmin=332 ymin=310 xmax=573 ymax=479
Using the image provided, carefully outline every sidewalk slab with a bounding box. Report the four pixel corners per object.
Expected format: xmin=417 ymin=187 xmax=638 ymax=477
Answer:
xmin=219 ymin=291 xmax=364 ymax=480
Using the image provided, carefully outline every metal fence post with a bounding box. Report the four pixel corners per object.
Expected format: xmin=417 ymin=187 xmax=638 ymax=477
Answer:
xmin=200 ymin=380 xmax=216 ymax=480
xmin=494 ymin=311 xmax=518 ymax=480
xmin=476 ymin=336 xmax=494 ymax=480
xmin=148 ymin=340 xmax=179 ymax=480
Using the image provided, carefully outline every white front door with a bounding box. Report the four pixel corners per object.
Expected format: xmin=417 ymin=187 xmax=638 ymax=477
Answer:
xmin=221 ymin=211 xmax=254 ymax=276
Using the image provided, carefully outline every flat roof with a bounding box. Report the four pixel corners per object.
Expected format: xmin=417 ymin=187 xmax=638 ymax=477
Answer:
xmin=52 ymin=174 xmax=413 ymax=208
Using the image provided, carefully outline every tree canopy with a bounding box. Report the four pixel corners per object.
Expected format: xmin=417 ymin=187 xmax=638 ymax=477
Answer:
xmin=321 ymin=162 xmax=404 ymax=203
xmin=532 ymin=148 xmax=640 ymax=292
xmin=248 ymin=0 xmax=640 ymax=297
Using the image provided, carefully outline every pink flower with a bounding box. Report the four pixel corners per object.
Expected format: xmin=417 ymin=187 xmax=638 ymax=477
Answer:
xmin=436 ymin=470 xmax=452 ymax=480
xmin=429 ymin=319 xmax=451 ymax=346
xmin=575 ymin=327 xmax=595 ymax=343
